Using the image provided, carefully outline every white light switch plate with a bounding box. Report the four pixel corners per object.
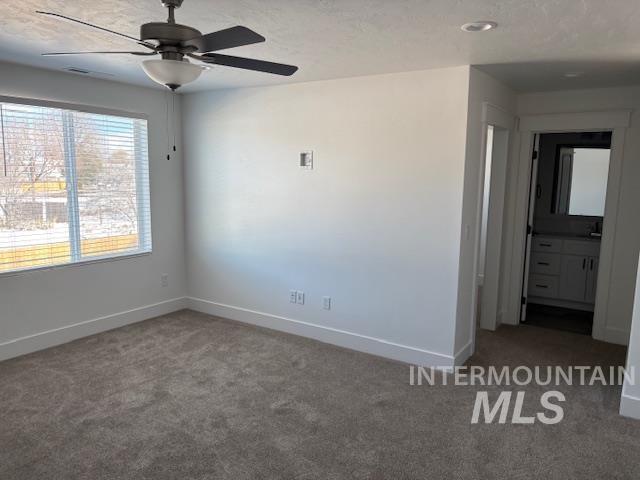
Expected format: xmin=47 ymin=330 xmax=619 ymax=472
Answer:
xmin=322 ymin=296 xmax=331 ymax=310
xmin=300 ymin=151 xmax=313 ymax=169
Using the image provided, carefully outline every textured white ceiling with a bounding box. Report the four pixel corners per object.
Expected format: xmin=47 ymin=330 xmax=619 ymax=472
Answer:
xmin=2 ymin=0 xmax=640 ymax=93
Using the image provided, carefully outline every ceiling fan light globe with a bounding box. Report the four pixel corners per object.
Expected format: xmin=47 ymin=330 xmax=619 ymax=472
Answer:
xmin=142 ymin=59 xmax=202 ymax=90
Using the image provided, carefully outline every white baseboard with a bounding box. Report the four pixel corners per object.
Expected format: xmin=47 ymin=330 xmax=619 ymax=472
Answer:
xmin=0 ymin=297 xmax=188 ymax=362
xmin=603 ymin=326 xmax=631 ymax=346
xmin=187 ymin=297 xmax=455 ymax=368
xmin=454 ymin=340 xmax=474 ymax=366
xmin=620 ymin=393 xmax=640 ymax=420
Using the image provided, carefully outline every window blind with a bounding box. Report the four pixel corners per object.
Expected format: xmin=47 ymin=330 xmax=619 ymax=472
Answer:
xmin=0 ymin=100 xmax=151 ymax=274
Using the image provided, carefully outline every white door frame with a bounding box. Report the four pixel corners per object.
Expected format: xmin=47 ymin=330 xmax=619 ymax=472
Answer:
xmin=476 ymin=103 xmax=515 ymax=333
xmin=503 ymin=110 xmax=631 ymax=343
xmin=519 ymin=133 xmax=540 ymax=324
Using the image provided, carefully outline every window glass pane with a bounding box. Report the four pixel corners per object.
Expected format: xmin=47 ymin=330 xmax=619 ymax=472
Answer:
xmin=568 ymin=148 xmax=610 ymax=217
xmin=0 ymin=101 xmax=151 ymax=274
xmin=74 ymin=112 xmax=145 ymax=259
xmin=0 ymin=104 xmax=70 ymax=272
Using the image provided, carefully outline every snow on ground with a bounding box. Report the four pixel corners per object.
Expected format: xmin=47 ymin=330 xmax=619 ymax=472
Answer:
xmin=0 ymin=219 xmax=137 ymax=248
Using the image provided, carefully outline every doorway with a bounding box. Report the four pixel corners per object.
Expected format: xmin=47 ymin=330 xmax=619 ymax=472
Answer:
xmin=521 ymin=132 xmax=612 ymax=335
xmin=478 ymin=123 xmax=510 ymax=331
xmin=501 ymin=109 xmax=630 ymax=344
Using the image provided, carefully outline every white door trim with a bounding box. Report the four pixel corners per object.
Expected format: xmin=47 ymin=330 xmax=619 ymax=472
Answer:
xmin=519 ymin=110 xmax=631 ymax=132
xmin=471 ymin=102 xmax=515 ymax=336
xmin=504 ymin=110 xmax=631 ymax=344
xmin=482 ymin=102 xmax=514 ymax=128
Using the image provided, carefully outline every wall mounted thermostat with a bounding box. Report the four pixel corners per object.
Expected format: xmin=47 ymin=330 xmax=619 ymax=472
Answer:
xmin=300 ymin=151 xmax=313 ymax=169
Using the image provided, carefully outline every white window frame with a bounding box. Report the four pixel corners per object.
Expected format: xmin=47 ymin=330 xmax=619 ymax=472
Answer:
xmin=0 ymin=95 xmax=152 ymax=277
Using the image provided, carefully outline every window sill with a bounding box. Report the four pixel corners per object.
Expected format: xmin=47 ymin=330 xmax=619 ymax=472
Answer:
xmin=0 ymin=250 xmax=152 ymax=279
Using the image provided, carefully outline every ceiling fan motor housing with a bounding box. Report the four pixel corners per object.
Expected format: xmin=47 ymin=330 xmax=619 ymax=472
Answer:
xmin=140 ymin=23 xmax=201 ymax=46
xmin=161 ymin=0 xmax=184 ymax=8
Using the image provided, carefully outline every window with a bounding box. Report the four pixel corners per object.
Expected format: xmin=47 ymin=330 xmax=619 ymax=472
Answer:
xmin=0 ymin=98 xmax=151 ymax=274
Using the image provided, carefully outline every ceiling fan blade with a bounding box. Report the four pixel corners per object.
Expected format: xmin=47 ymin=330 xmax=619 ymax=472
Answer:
xmin=42 ymin=51 xmax=158 ymax=56
xmin=183 ymin=26 xmax=265 ymax=53
xmin=35 ymin=11 xmax=156 ymax=49
xmin=196 ymin=53 xmax=298 ymax=76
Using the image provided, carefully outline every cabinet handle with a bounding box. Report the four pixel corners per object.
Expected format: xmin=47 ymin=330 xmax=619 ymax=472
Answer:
xmin=535 ymin=284 xmax=548 ymax=289
xmin=590 ymin=259 xmax=594 ymax=270
xmin=538 ymin=262 xmax=550 ymax=266
xmin=540 ymin=243 xmax=552 ymax=247
xmin=583 ymin=258 xmax=587 ymax=270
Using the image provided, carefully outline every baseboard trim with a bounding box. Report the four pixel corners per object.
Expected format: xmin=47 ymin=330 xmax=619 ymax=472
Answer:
xmin=603 ymin=326 xmax=631 ymax=346
xmin=0 ymin=297 xmax=188 ymax=362
xmin=187 ymin=297 xmax=455 ymax=368
xmin=620 ymin=393 xmax=640 ymax=420
xmin=454 ymin=340 xmax=474 ymax=366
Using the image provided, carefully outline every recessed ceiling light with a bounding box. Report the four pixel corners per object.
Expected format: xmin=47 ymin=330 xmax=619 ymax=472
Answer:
xmin=564 ymin=72 xmax=583 ymax=78
xmin=461 ymin=21 xmax=498 ymax=32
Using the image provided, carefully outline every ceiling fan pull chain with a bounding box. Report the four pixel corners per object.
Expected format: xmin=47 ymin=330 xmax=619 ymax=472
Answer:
xmin=166 ymin=91 xmax=171 ymax=161
xmin=172 ymin=92 xmax=177 ymax=153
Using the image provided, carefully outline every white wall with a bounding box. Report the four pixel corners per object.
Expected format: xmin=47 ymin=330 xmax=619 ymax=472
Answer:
xmin=183 ymin=67 xmax=471 ymax=366
xmin=621 ymin=253 xmax=640 ymax=419
xmin=0 ymin=62 xmax=187 ymax=360
xmin=454 ymin=67 xmax=516 ymax=361
xmin=513 ymin=87 xmax=640 ymax=344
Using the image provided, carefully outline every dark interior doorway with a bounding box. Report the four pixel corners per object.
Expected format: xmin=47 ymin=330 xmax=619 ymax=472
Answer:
xmin=523 ymin=131 xmax=612 ymax=335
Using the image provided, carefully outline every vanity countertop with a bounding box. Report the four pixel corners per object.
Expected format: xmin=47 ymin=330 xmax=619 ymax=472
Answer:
xmin=534 ymin=232 xmax=602 ymax=242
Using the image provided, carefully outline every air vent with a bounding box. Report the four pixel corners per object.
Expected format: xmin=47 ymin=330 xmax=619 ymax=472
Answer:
xmin=64 ymin=67 xmax=114 ymax=78
xmin=65 ymin=67 xmax=91 ymax=75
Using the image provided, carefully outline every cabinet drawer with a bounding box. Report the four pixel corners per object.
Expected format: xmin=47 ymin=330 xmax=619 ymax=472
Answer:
xmin=528 ymin=274 xmax=559 ymax=298
xmin=532 ymin=237 xmax=562 ymax=253
xmin=530 ymin=252 xmax=561 ymax=275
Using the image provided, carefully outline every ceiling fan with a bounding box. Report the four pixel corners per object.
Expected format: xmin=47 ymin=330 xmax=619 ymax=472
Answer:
xmin=37 ymin=0 xmax=299 ymax=91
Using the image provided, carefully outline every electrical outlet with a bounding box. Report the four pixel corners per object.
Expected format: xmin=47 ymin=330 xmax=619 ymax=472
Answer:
xmin=161 ymin=273 xmax=169 ymax=287
xmin=289 ymin=290 xmax=298 ymax=303
xmin=322 ymin=296 xmax=331 ymax=310
xmin=296 ymin=291 xmax=305 ymax=305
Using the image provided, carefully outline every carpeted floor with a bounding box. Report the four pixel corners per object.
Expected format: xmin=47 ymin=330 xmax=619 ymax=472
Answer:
xmin=0 ymin=310 xmax=638 ymax=479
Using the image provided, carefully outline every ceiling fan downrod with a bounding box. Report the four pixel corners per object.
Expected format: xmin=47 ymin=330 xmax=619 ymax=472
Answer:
xmin=162 ymin=0 xmax=183 ymax=24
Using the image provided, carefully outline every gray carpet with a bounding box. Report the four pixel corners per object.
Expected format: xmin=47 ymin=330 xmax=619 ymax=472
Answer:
xmin=0 ymin=310 xmax=638 ymax=479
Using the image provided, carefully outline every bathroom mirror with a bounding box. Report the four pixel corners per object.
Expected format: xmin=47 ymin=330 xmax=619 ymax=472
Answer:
xmin=552 ymin=147 xmax=610 ymax=217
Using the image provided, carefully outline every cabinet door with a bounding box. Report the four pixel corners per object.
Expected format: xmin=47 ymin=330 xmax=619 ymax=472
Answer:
xmin=559 ymin=255 xmax=588 ymax=302
xmin=585 ymin=257 xmax=599 ymax=304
